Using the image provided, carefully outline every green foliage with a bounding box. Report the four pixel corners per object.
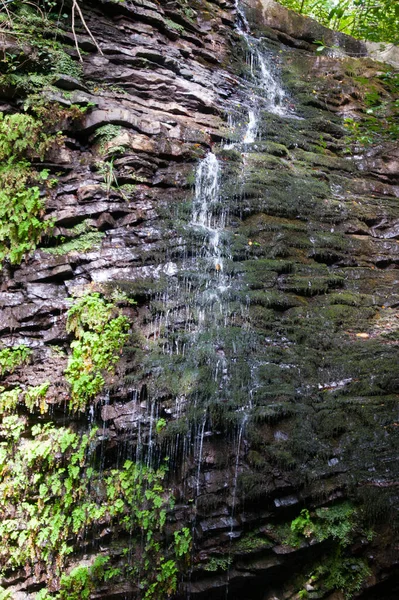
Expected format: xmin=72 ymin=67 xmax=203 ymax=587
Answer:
xmin=24 ymin=381 xmax=50 ymax=413
xmin=0 ymin=586 xmax=11 ymax=600
xmin=291 ymin=508 xmax=313 ymax=539
xmin=343 ymin=70 xmax=399 ymax=150
xmin=288 ymin=503 xmax=372 ymax=598
xmin=288 ymin=502 xmax=358 ymax=547
xmin=0 ymin=387 xmax=21 ymax=413
xmin=314 ymin=502 xmax=356 ymax=545
xmin=0 ymin=161 xmax=52 ymax=265
xmin=0 ymin=425 xmax=97 ymax=578
xmin=0 ymin=382 xmax=50 ymax=414
xmin=0 ymin=111 xmax=57 ymax=267
xmin=0 ymin=344 xmax=31 ymax=377
xmin=312 ymin=549 xmax=371 ymax=598
xmin=65 ymin=292 xmax=130 ymax=411
xmin=204 ymin=556 xmax=232 ymax=572
xmin=276 ymin=0 xmax=399 ymax=45
xmin=233 ymin=531 xmax=273 ymax=553
xmin=174 ymin=527 xmax=192 ymax=558
xmin=164 ymin=18 xmax=185 ymax=33
xmin=58 ymin=566 xmax=91 ymax=600
xmin=155 ymin=417 xmax=167 ymax=434
xmin=0 ymin=413 xmax=190 ymax=599
xmin=0 ymin=113 xmax=53 ymax=162
xmin=54 ymin=557 xmax=121 ymax=599
xmin=92 ymin=124 xmax=124 ymax=155
xmin=0 ymin=415 xmax=26 ymax=443
xmin=43 ymin=231 xmax=104 ymax=256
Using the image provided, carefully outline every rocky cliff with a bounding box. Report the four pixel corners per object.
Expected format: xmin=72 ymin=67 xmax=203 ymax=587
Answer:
xmin=0 ymin=0 xmax=398 ymax=598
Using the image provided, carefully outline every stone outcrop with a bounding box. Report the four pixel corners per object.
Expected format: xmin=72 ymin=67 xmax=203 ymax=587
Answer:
xmin=0 ymin=0 xmax=399 ymax=598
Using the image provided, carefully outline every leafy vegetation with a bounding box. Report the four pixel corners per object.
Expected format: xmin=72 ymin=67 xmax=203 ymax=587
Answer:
xmin=0 ymin=415 xmax=190 ymax=599
xmin=0 ymin=381 xmax=50 ymax=414
xmin=204 ymin=556 xmax=232 ymax=572
xmin=276 ymin=0 xmax=399 ymax=45
xmin=0 ymin=344 xmax=31 ymax=376
xmin=0 ymin=111 xmax=58 ymax=266
xmin=288 ymin=502 xmax=373 ymax=547
xmin=43 ymin=231 xmax=104 ymax=256
xmin=65 ymin=292 xmax=131 ymax=411
xmin=343 ymin=69 xmax=399 ymax=150
xmin=92 ymin=124 xmax=124 ymax=155
xmin=288 ymin=503 xmax=372 ymax=598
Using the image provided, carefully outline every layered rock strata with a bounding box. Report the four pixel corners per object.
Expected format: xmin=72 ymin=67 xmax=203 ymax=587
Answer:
xmin=0 ymin=0 xmax=399 ymax=598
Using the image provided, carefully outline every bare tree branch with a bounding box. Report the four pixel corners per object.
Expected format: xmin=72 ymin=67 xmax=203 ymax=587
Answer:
xmin=72 ymin=0 xmax=103 ymax=60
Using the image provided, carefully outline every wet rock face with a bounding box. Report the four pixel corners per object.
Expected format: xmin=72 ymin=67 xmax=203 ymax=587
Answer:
xmin=1 ymin=0 xmax=399 ymax=598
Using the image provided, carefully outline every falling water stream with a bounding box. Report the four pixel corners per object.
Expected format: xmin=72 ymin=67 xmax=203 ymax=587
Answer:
xmin=136 ymin=1 xmax=292 ymax=594
xmin=190 ymin=0 xmax=290 ymax=506
xmin=175 ymin=8 xmax=296 ymax=597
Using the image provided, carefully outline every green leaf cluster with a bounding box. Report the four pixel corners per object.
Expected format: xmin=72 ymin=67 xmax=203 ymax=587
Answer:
xmin=343 ymin=70 xmax=399 ymax=149
xmin=65 ymin=293 xmax=130 ymax=411
xmin=289 ymin=502 xmax=358 ymax=547
xmin=276 ymin=0 xmax=399 ymax=45
xmin=289 ymin=503 xmax=372 ymax=598
xmin=0 ymin=382 xmax=50 ymax=414
xmin=0 ymin=344 xmax=31 ymax=377
xmin=0 ymin=112 xmax=56 ymax=267
xmin=0 ymin=410 xmax=190 ymax=599
xmin=308 ymin=549 xmax=371 ymax=599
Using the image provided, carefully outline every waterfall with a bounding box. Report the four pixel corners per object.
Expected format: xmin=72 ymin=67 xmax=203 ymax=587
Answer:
xmin=188 ymin=0 xmax=291 ymax=524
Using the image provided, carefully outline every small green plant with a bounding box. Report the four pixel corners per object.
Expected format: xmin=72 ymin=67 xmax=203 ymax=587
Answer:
xmin=287 ymin=503 xmax=372 ymax=598
xmin=0 ymin=586 xmax=11 ymax=599
xmin=291 ymin=508 xmax=314 ymax=539
xmin=287 ymin=503 xmax=363 ymax=548
xmin=312 ymin=549 xmax=371 ymax=599
xmin=0 ymin=345 xmax=32 ymax=377
xmin=65 ymin=292 xmax=131 ymax=411
xmin=43 ymin=231 xmax=104 ymax=256
xmin=58 ymin=566 xmax=92 ymax=600
xmin=0 ymin=111 xmax=59 ymax=267
xmin=155 ymin=417 xmax=167 ymax=434
xmin=0 ymin=387 xmax=21 ymax=413
xmin=24 ymin=382 xmax=50 ymax=413
xmin=204 ymin=556 xmax=232 ymax=572
xmin=164 ymin=18 xmax=184 ymax=33
xmin=174 ymin=527 xmax=192 ymax=558
xmin=92 ymin=124 xmax=123 ymax=155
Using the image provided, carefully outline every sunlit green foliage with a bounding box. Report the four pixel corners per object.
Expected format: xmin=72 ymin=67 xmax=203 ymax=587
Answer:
xmin=0 ymin=112 xmax=57 ymax=266
xmin=343 ymin=68 xmax=399 ymax=151
xmin=276 ymin=0 xmax=399 ymax=45
xmin=65 ymin=292 xmax=130 ymax=411
xmin=0 ymin=344 xmax=31 ymax=377
xmin=0 ymin=382 xmax=50 ymax=414
xmin=0 ymin=417 xmax=190 ymax=599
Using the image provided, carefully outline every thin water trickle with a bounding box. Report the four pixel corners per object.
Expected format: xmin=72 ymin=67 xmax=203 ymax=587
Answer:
xmin=196 ymin=415 xmax=207 ymax=498
xmin=243 ymin=109 xmax=257 ymax=143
